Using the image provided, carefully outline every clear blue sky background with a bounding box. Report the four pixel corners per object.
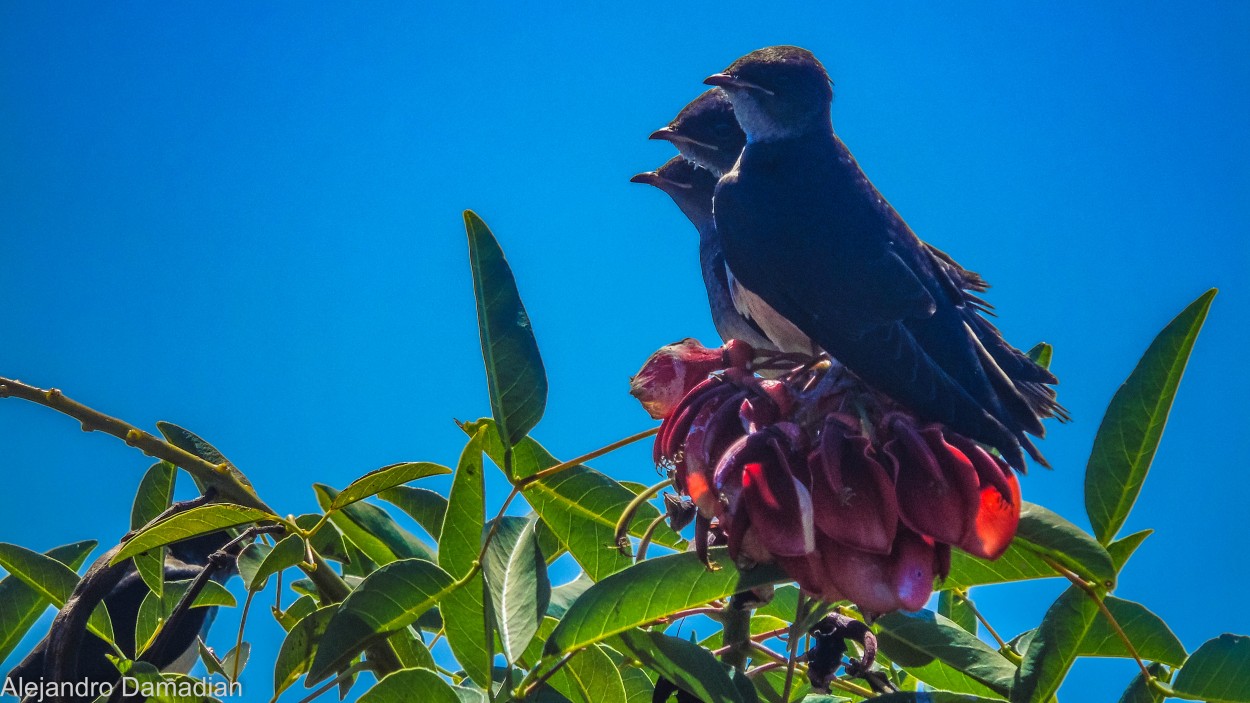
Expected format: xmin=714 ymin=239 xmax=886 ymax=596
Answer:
xmin=2 ymin=3 xmax=1248 ymax=701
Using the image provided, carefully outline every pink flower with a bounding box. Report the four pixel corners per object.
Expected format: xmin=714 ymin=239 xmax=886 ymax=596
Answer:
xmin=630 ymin=338 xmax=753 ymax=420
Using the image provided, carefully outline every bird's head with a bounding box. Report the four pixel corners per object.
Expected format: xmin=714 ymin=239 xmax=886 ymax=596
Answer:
xmin=631 ymin=156 xmax=718 ymax=228
xmin=649 ymin=88 xmax=745 ymax=177
xmin=705 ymin=46 xmax=833 ymax=143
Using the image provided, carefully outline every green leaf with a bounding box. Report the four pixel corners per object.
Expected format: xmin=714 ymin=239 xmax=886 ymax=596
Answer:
xmin=1013 ymin=502 xmax=1116 ymax=589
xmin=938 ymin=590 xmax=977 ymax=635
xmin=547 ymin=643 xmax=627 ymax=703
xmin=546 ymin=548 xmax=786 ymax=657
xmin=1085 ymin=289 xmax=1216 ymax=544
xmin=388 ymin=627 xmax=437 ymax=670
xmin=439 ymin=429 xmax=494 ymax=687
xmin=1079 ymin=597 xmax=1186 ymax=666
xmin=135 ymin=578 xmax=235 ymax=655
xmin=332 ymin=462 xmax=451 ymax=511
xmin=155 ymin=420 xmax=260 ymax=502
xmin=892 ymin=658 xmax=1003 ymax=698
xmin=361 ymin=667 xmax=461 ymax=703
xmin=465 ymin=419 xmax=684 ymax=581
xmin=753 ymin=668 xmax=810 ymax=703
xmin=1117 ymin=662 xmax=1168 ymax=703
xmin=0 ymin=540 xmax=96 ymax=664
xmin=133 ymin=547 xmax=166 ymax=598
xmin=875 ymin=610 xmax=1015 ymax=696
xmin=483 ymin=517 xmax=550 ymax=663
xmin=465 ymin=209 xmax=548 ymax=449
xmin=294 ymin=513 xmax=350 ymax=564
xmin=618 ymin=629 xmax=742 ymax=703
xmin=131 ymin=462 xmax=176 ymax=530
xmin=221 ymin=641 xmax=251 ymax=681
xmin=275 ymin=595 xmax=318 ymax=632
xmin=314 ymin=484 xmax=435 ymax=565
xmin=274 ymin=604 xmax=338 ymax=695
xmin=111 ymin=504 xmax=278 ymax=564
xmin=1026 ymin=342 xmax=1053 ymax=369
xmin=1108 ymin=529 xmax=1152 ymax=572
xmin=307 ymin=558 xmax=456 ymax=684
xmin=945 ymin=540 xmax=1055 ymax=590
xmin=1172 ymin=633 xmax=1250 ymax=702
xmin=861 ymin=695 xmax=1007 ymax=703
xmin=238 ymin=534 xmax=305 ymax=591
xmin=380 ymin=486 xmax=448 ymax=541
xmin=621 ymin=665 xmax=655 ymax=703
xmin=548 ymin=573 xmax=593 ymax=619
xmin=1011 ymin=585 xmax=1100 ymax=703
xmin=0 ymin=542 xmax=113 ymax=643
xmin=756 ymin=585 xmax=801 ymax=622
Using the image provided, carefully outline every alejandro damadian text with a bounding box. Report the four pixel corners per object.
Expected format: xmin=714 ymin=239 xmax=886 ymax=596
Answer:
xmin=2 ymin=675 xmax=242 ymax=701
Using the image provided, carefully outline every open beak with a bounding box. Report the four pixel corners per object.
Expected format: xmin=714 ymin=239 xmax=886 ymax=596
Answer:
xmin=704 ymin=73 xmax=774 ymax=96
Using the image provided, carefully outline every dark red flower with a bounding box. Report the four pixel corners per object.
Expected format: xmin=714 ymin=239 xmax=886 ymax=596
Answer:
xmin=884 ymin=417 xmax=980 ymax=546
xmin=630 ymin=338 xmax=752 ymax=420
xmin=805 ymin=414 xmax=898 ymax=555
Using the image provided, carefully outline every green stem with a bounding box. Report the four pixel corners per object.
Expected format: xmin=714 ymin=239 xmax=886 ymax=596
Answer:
xmin=613 ymin=478 xmax=672 ymax=557
xmin=1042 ymin=555 xmax=1154 ymax=682
xmin=720 ymin=599 xmax=752 ymax=674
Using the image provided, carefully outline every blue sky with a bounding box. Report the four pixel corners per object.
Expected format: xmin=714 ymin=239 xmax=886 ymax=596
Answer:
xmin=2 ymin=2 xmax=1248 ymax=700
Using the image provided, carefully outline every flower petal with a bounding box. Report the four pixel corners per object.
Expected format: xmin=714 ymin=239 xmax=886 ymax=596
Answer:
xmin=885 ymin=419 xmax=979 ymax=545
xmin=809 ymin=417 xmax=898 ymax=554
xmin=742 ymin=459 xmax=815 ymax=557
xmin=891 ymin=529 xmax=937 ymax=612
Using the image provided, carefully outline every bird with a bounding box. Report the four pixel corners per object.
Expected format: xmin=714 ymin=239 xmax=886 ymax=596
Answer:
xmin=703 ymin=45 xmax=1061 ymax=470
xmin=6 ymin=531 xmax=234 ymax=700
xmin=650 ymin=86 xmax=1061 ymax=426
xmin=631 ymin=156 xmax=787 ymax=352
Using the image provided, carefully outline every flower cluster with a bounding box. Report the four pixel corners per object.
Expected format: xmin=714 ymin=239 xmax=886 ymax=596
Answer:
xmin=632 ymin=339 xmax=1022 ymax=614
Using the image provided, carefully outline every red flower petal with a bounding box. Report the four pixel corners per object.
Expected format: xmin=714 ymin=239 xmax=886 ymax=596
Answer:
xmin=808 ymin=417 xmax=898 ymax=554
xmin=742 ymin=459 xmax=815 ymax=557
xmin=953 ymin=439 xmax=1022 ymax=560
xmin=631 ymin=338 xmax=728 ymax=420
xmin=891 ymin=529 xmax=937 ymax=612
xmin=885 ymin=419 xmax=979 ymax=545
xmin=813 ymin=536 xmax=900 ymax=614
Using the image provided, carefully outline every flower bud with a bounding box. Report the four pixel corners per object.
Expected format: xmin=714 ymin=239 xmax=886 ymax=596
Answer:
xmin=630 ymin=338 xmax=734 ymax=420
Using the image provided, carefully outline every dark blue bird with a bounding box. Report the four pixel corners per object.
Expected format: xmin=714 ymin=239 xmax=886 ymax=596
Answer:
xmin=6 ymin=531 xmax=234 ymax=699
xmin=631 ymin=156 xmax=789 ymax=352
xmin=704 ymin=45 xmax=1061 ymax=469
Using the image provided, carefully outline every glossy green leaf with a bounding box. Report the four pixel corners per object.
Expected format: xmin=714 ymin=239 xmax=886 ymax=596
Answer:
xmin=314 ymin=484 xmax=435 ymax=565
xmin=1026 ymin=342 xmax=1053 ymax=369
xmin=0 ymin=542 xmax=113 ymax=643
xmin=134 ymin=579 xmax=235 ymax=654
xmin=1080 ymin=597 xmax=1185 ymax=666
xmin=619 ymin=629 xmax=741 ymax=703
xmin=546 ymin=548 xmax=787 ymax=657
xmin=133 ymin=547 xmax=166 ymax=598
xmin=332 ymin=462 xmax=451 ymax=510
xmin=221 ymin=641 xmax=250 ymax=681
xmin=155 ymin=420 xmax=260 ymax=503
xmin=1011 ymin=585 xmax=1100 ymax=703
xmin=465 ymin=419 xmax=684 ymax=581
xmin=863 ymin=695 xmax=1006 ymax=703
xmin=307 ymin=558 xmax=456 ymax=684
xmin=439 ymin=428 xmax=493 ymax=687
xmin=939 ymin=590 xmax=978 ymax=635
xmin=547 ymin=642 xmax=627 ymax=703
xmin=465 ymin=209 xmax=548 ymax=449
xmin=1108 ymin=530 xmax=1152 ymax=572
xmin=483 ymin=517 xmax=550 ymax=663
xmin=893 ymin=658 xmax=1002 ymax=698
xmin=111 ymin=504 xmax=278 ymax=564
xmin=1013 ymin=502 xmax=1116 ymax=589
xmin=0 ymin=540 xmax=96 ymax=664
xmin=238 ymin=534 xmax=305 ymax=591
xmin=274 ymin=604 xmax=338 ymax=695
xmin=1117 ymin=662 xmax=1168 ymax=703
xmin=294 ymin=513 xmax=350 ymax=564
xmin=945 ymin=540 xmax=1055 ymax=590
xmin=361 ymin=667 xmax=461 ymax=703
xmin=388 ymin=627 xmax=437 ymax=670
xmin=548 ymin=573 xmax=593 ymax=619
xmin=753 ymin=668 xmax=811 ymax=703
xmin=275 ymin=595 xmax=318 ymax=632
xmin=875 ymin=610 xmax=1015 ymax=696
xmin=1085 ymin=289 xmax=1216 ymax=544
xmin=380 ymin=486 xmax=448 ymax=541
xmin=1172 ymin=633 xmax=1250 ymax=702
xmin=131 ymin=462 xmax=176 ymax=530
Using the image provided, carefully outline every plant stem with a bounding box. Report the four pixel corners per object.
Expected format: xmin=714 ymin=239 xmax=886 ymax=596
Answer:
xmin=516 ymin=650 xmax=579 ymax=699
xmin=295 ymin=661 xmax=370 ymax=703
xmin=634 ymin=513 xmax=669 ymax=562
xmin=613 ymin=478 xmax=672 ymax=557
xmin=1042 ymin=555 xmax=1154 ymax=681
xmin=956 ymin=589 xmax=1014 ymax=658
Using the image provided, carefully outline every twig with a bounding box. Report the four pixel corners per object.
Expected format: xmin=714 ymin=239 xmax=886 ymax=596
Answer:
xmin=634 ymin=513 xmax=668 ymax=562
xmin=295 ymin=661 xmax=370 ymax=703
xmin=613 ymin=479 xmax=672 ymax=557
xmin=1042 ymin=555 xmax=1154 ymax=682
xmin=516 ymin=650 xmax=580 ymax=699
xmin=954 ymin=589 xmax=1013 ymax=656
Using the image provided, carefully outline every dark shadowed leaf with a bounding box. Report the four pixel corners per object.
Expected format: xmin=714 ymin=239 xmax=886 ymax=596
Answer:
xmin=546 ymin=574 xmax=592 ymax=620
xmin=380 ymin=486 xmax=448 ymax=541
xmin=134 ymin=579 xmax=235 ymax=655
xmin=546 ymin=548 xmax=786 ymax=656
xmin=863 ymin=695 xmax=1006 ymax=703
xmin=388 ymin=627 xmax=437 ymax=670
xmin=483 ymin=517 xmax=550 ymax=663
xmin=0 ymin=540 xmax=96 ymax=663
xmin=1013 ymin=502 xmax=1116 ymax=589
xmin=1080 ymin=597 xmax=1185 ymax=666
xmin=1085 ymin=289 xmax=1216 ymax=544
xmin=111 ymin=504 xmax=278 ymax=564
xmin=361 ymin=667 xmax=461 ymax=703
xmin=131 ymin=462 xmax=176 ymax=530
xmin=307 ymin=558 xmax=456 ymax=685
xmin=294 ymin=513 xmax=350 ymax=564
xmin=238 ymin=534 xmax=305 ymax=591
xmin=618 ymin=629 xmax=742 ymax=703
xmin=875 ymin=610 xmax=1015 ymax=696
xmin=1012 ymin=585 xmax=1099 ymax=703
xmin=1117 ymin=662 xmax=1168 ymax=703
xmin=546 ymin=642 xmax=627 ymax=703
xmin=1172 ymin=633 xmax=1250 ymax=702
xmin=155 ymin=421 xmax=260 ymax=503
xmin=939 ymin=590 xmax=978 ymax=635
xmin=274 ymin=604 xmax=338 ymax=695
xmin=275 ymin=595 xmax=318 ymax=632
xmin=314 ymin=484 xmax=435 ymax=565
xmin=465 ymin=210 xmax=548 ymax=448
xmin=439 ymin=429 xmax=494 ymax=687
xmin=332 ymin=462 xmax=451 ymax=510
xmin=0 ymin=542 xmax=113 ymax=643
xmin=464 ymin=419 xmax=684 ymax=581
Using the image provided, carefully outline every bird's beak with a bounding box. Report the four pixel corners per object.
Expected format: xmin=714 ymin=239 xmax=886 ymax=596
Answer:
xmin=704 ymin=73 xmax=774 ymax=96
xmin=630 ymin=171 xmax=660 ymax=186
xmin=649 ymin=128 xmax=720 ymax=151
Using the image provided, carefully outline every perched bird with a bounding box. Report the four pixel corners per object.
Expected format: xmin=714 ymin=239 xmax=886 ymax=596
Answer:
xmin=6 ymin=531 xmax=234 ymax=700
xmin=704 ymin=45 xmax=1060 ymax=469
xmin=650 ymin=86 xmax=1059 ymax=423
xmin=631 ymin=157 xmax=784 ymax=351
